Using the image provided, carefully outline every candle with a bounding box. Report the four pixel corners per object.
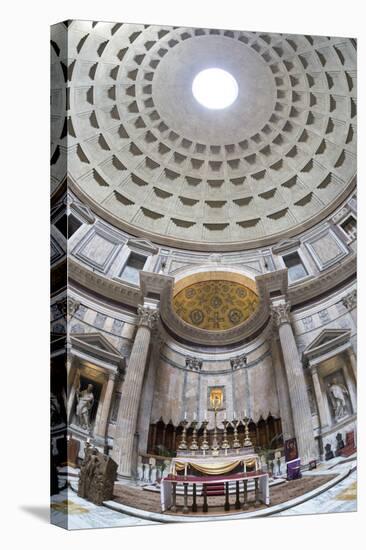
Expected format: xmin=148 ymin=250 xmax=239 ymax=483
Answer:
xmin=205 ymin=410 xmax=207 ymax=420
xmin=233 ymin=410 xmax=236 ymax=419
xmin=193 ymin=412 xmax=197 ymax=420
xmin=184 ymin=411 xmax=187 ymax=420
xmin=244 ymin=409 xmax=247 ymax=418
xmin=224 ymin=410 xmax=227 ymax=420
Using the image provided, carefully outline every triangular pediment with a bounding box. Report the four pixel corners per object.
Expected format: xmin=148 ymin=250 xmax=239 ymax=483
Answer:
xmin=305 ymin=329 xmax=350 ymax=351
xmin=127 ymin=238 xmax=158 ymax=256
xmin=70 ymin=198 xmax=95 ymax=224
xmin=272 ymin=238 xmax=301 ymax=255
xmin=70 ymin=332 xmax=125 ymax=371
xmin=72 ymin=332 xmax=120 ymax=354
xmin=303 ymin=328 xmax=351 ymax=363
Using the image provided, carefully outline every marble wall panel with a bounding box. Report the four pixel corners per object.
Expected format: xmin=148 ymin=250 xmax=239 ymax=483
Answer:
xmin=305 ymin=229 xmax=348 ymax=270
xmin=71 ymin=223 xmax=122 ymax=272
xmin=248 ymin=357 xmax=280 ymax=422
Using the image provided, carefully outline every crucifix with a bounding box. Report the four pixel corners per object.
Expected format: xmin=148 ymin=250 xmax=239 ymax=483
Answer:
xmin=209 ymin=311 xmax=224 ymax=328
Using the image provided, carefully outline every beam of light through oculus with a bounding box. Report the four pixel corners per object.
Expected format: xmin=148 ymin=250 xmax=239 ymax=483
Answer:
xmin=192 ymin=68 xmax=239 ymax=109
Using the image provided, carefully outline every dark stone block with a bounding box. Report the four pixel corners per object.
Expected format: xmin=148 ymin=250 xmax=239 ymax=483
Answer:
xmin=78 ymin=444 xmax=118 ymax=505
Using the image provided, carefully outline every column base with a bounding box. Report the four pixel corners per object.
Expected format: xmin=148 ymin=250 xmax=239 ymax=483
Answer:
xmin=116 ymin=472 xmax=133 ymax=482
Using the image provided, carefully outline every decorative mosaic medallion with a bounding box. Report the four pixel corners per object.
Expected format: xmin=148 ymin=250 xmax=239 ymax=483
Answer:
xmin=173 ymin=279 xmax=259 ymax=330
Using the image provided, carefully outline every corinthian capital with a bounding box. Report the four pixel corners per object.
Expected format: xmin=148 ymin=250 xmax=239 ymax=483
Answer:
xmin=230 ymin=353 xmax=247 ymax=370
xmin=186 ymin=356 xmax=202 ymax=371
xmin=57 ymin=297 xmax=80 ymax=321
xmin=270 ymin=300 xmax=291 ymax=327
xmin=342 ymin=289 xmax=357 ymax=311
xmin=137 ymin=304 xmax=159 ymax=329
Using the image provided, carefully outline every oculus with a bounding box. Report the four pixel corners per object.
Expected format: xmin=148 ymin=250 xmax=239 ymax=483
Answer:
xmin=192 ymin=68 xmax=239 ymax=109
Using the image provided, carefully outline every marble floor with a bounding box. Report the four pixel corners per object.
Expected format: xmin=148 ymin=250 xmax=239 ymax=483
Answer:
xmin=274 ymin=461 xmax=357 ymax=516
xmin=51 ymin=488 xmax=154 ymax=530
xmin=51 ymin=458 xmax=356 ymax=529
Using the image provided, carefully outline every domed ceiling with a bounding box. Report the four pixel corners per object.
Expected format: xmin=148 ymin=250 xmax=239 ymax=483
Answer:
xmin=53 ymin=21 xmax=357 ymax=251
xmin=172 ymin=272 xmax=259 ymax=331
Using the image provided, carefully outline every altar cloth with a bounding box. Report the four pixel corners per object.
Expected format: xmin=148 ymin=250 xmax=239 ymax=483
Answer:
xmin=170 ymin=453 xmax=260 ymax=476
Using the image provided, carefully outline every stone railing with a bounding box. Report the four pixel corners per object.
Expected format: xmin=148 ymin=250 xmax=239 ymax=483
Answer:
xmin=137 ymin=453 xmax=172 ymax=485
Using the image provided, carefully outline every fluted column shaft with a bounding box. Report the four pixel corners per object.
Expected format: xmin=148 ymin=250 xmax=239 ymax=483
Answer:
xmin=96 ymin=372 xmax=116 ymax=439
xmin=310 ymin=367 xmax=328 ymax=430
xmin=346 ymin=347 xmax=357 ymax=381
xmin=341 ymin=365 xmax=357 ymax=414
xmin=137 ymin=331 xmax=164 ymax=454
xmin=271 ymin=299 xmax=317 ymax=464
xmin=271 ymin=332 xmax=295 ymax=441
xmin=112 ymin=305 xmax=158 ymax=478
xmin=67 ymin=370 xmax=80 ymax=422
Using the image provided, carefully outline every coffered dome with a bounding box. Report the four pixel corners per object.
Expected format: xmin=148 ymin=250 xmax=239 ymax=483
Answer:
xmin=53 ymin=22 xmax=357 ymax=250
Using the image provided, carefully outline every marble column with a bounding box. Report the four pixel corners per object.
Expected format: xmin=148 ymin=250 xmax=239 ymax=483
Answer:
xmin=112 ymin=305 xmax=159 ymax=478
xmin=96 ymin=371 xmax=117 ymax=440
xmin=341 ymin=365 xmax=357 ymax=414
xmin=66 ymin=342 xmax=75 ymax=396
xmin=137 ymin=331 xmax=164 ymax=455
xmin=310 ymin=366 xmax=328 ymax=430
xmin=67 ymin=359 xmax=77 ymax=397
xmin=67 ymin=370 xmax=80 ymax=423
xmin=270 ymin=330 xmax=295 ymax=441
xmin=271 ymin=298 xmax=317 ymax=463
xmin=346 ymin=346 xmax=357 ymax=381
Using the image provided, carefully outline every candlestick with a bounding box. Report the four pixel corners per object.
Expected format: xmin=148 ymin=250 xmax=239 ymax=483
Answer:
xmin=243 ymin=415 xmax=253 ymax=447
xmin=178 ymin=419 xmax=188 ymax=450
xmin=221 ymin=419 xmax=230 ymax=449
xmin=200 ymin=420 xmax=210 ymax=451
xmin=189 ymin=420 xmax=199 ymax=451
xmin=232 ymin=418 xmax=241 ymax=448
xmin=211 ymin=408 xmax=220 ymax=454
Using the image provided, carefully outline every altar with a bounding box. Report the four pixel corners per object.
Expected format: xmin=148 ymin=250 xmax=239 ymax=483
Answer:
xmin=157 ymin=389 xmax=273 ymax=513
xmin=161 ymin=452 xmax=269 ymax=513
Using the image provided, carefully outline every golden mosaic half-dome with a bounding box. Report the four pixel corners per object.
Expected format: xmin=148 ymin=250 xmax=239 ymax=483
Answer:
xmin=172 ymin=272 xmax=259 ymax=331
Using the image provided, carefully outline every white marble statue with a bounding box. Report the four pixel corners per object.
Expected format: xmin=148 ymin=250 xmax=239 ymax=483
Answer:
xmin=328 ymin=379 xmax=349 ymax=421
xmin=76 ymin=384 xmax=94 ymax=430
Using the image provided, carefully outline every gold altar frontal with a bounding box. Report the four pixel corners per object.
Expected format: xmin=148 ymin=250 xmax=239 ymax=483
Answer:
xmin=172 ymin=448 xmax=260 ymax=476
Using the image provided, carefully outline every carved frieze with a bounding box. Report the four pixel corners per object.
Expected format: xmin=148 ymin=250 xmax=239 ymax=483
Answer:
xmin=302 ymin=316 xmax=314 ymax=330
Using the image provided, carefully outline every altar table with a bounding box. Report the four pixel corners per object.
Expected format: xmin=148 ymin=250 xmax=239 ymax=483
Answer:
xmin=160 ymin=471 xmax=270 ymax=513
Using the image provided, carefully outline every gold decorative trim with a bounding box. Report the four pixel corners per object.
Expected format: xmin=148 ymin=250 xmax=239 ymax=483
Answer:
xmin=173 ymin=271 xmax=257 ymax=296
